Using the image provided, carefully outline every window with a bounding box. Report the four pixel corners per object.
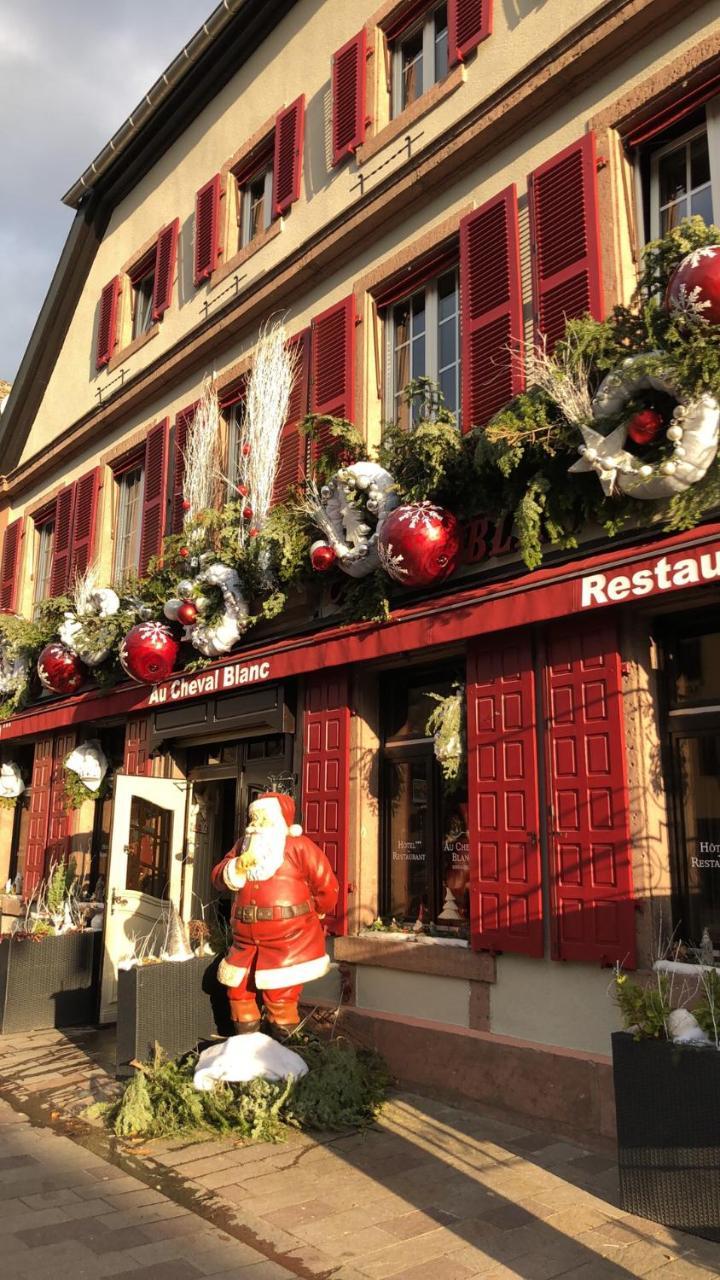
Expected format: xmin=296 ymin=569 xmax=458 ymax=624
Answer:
xmin=238 ymin=158 xmax=274 ymax=249
xmin=643 ymin=101 xmax=720 ymax=240
xmin=33 ymin=519 xmax=54 ymax=615
xmin=391 ymin=3 xmax=449 ymax=118
xmin=385 ymin=267 xmax=460 ymax=428
xmin=225 ymin=401 xmax=245 ymax=499
xmin=130 ymin=256 xmax=156 ymax=340
xmin=112 ymin=466 xmax=145 ymax=583
xmin=125 ymin=796 xmax=171 ymax=899
xmin=381 ymin=668 xmax=468 ymax=936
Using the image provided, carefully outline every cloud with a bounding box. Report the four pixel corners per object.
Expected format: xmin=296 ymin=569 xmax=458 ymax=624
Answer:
xmin=0 ymin=0 xmax=214 ymax=380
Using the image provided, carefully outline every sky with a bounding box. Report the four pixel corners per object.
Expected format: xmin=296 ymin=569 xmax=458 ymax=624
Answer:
xmin=0 ymin=0 xmax=214 ymax=382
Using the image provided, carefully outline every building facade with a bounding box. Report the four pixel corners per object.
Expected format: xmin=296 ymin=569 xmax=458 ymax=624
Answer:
xmin=1 ymin=0 xmax=720 ymax=1136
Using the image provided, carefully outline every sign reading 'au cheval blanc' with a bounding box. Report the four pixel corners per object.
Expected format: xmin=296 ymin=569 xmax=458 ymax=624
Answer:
xmin=147 ymin=659 xmax=272 ymax=705
xmin=580 ymin=543 xmax=720 ymax=609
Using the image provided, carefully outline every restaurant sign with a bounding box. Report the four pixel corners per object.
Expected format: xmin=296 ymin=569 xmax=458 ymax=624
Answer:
xmin=147 ymin=658 xmax=272 ymax=705
xmin=579 ymin=544 xmax=720 ymax=609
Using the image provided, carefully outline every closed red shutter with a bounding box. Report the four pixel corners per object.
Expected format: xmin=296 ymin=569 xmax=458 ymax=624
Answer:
xmin=544 ymin=619 xmax=636 ymax=968
xmin=96 ymin=276 xmax=121 ymax=369
xmin=46 ymin=731 xmax=76 ymax=872
xmin=50 ymin=484 xmax=76 ymax=597
xmin=24 ymin=737 xmax=54 ymax=897
xmin=0 ymin=518 xmax=23 ymax=613
xmin=194 ymin=175 xmax=222 ymax=284
xmin=273 ymin=329 xmax=310 ymax=506
xmin=124 ymin=717 xmax=151 ymax=776
xmin=467 ymin=632 xmax=543 ymax=956
xmin=171 ymin=403 xmax=198 ymax=533
xmin=449 ymin=0 xmax=493 ymax=63
xmin=310 ymin=296 xmax=354 ymax=464
xmin=302 ymin=670 xmax=350 ymax=936
xmin=139 ymin=419 xmax=169 ymax=576
xmin=69 ymin=468 xmax=101 ymax=582
xmin=332 ymin=31 xmax=367 ymax=165
xmin=528 ymin=133 xmax=603 ymax=352
xmin=152 ymin=218 xmax=180 ymax=320
xmin=460 ymin=185 xmax=524 ymax=431
xmin=273 ymin=96 xmax=305 ymax=216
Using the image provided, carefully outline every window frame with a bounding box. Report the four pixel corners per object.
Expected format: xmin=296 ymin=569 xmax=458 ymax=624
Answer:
xmin=390 ymin=2 xmax=449 ymax=120
xmin=131 ymin=267 xmax=156 ymax=341
xmin=648 ymin=112 xmax=719 ymax=239
xmin=636 ymin=96 xmax=720 ymax=243
xmin=383 ymin=264 xmax=461 ymax=428
xmin=112 ymin=463 xmax=146 ymax=585
xmin=238 ymin=160 xmax=274 ymax=250
xmin=32 ymin=516 xmax=55 ymax=615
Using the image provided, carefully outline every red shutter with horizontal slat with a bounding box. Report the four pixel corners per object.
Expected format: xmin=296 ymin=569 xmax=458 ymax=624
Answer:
xmin=24 ymin=737 xmax=53 ymax=897
xmin=152 ymin=218 xmax=179 ymax=319
xmin=273 ymin=330 xmax=310 ymax=506
xmin=273 ymin=96 xmax=305 ymax=216
xmin=139 ymin=419 xmax=169 ymax=577
xmin=544 ymin=618 xmax=636 ymax=968
xmin=310 ymin=296 xmax=354 ymax=464
xmin=46 ymin=731 xmax=75 ymax=873
xmin=528 ymin=133 xmax=603 ymax=352
xmin=467 ymin=632 xmax=543 ymax=956
xmin=194 ymin=175 xmax=221 ymax=284
xmin=460 ymin=185 xmax=524 ymax=431
xmin=302 ymin=670 xmax=350 ymax=936
xmin=332 ymin=31 xmax=367 ymax=166
xmin=171 ymin=403 xmax=198 ymax=534
xmin=96 ymin=276 xmax=121 ymax=369
xmin=449 ymin=0 xmax=493 ymax=63
xmin=50 ymin=485 xmax=76 ymax=598
xmin=69 ymin=468 xmax=101 ymax=583
xmin=0 ymin=518 xmax=23 ymax=613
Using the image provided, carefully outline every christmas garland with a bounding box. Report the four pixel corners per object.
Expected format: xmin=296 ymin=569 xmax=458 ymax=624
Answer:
xmin=1 ymin=219 xmax=719 ymax=715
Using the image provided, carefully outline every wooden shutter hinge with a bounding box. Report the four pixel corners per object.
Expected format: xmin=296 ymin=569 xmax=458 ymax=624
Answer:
xmin=596 ymin=155 xmax=608 ymax=171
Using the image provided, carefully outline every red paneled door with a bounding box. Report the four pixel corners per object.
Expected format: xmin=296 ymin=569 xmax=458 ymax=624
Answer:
xmin=46 ymin=731 xmax=76 ymax=872
xmin=544 ymin=620 xmax=636 ymax=968
xmin=467 ymin=632 xmax=543 ymax=956
xmin=302 ymin=670 xmax=350 ymax=936
xmin=24 ymin=737 xmax=54 ymax=897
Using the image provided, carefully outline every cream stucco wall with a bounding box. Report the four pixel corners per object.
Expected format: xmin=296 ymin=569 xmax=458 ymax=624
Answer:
xmin=355 ymin=963 xmax=472 ymax=1026
xmin=490 ymin=954 xmax=622 ymax=1056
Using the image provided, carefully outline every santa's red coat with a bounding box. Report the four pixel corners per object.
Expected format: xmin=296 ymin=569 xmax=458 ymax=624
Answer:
xmin=211 ymin=835 xmax=338 ymax=990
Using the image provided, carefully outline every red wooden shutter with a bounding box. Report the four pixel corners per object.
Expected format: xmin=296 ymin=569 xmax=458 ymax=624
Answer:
xmin=332 ymin=31 xmax=367 ymax=166
xmin=273 ymin=330 xmax=310 ymax=506
xmin=528 ymin=133 xmax=603 ymax=352
xmin=152 ymin=218 xmax=179 ymax=320
xmin=124 ymin=717 xmax=151 ymax=776
xmin=449 ymin=0 xmax=493 ymax=63
xmin=69 ymin=468 xmax=101 ymax=583
xmin=302 ymin=670 xmax=350 ymax=936
xmin=194 ymin=175 xmax=222 ymax=284
xmin=139 ymin=419 xmax=169 ymax=576
xmin=171 ymin=403 xmax=198 ymax=533
xmin=46 ymin=731 xmax=76 ymax=872
xmin=24 ymin=737 xmax=53 ymax=897
xmin=96 ymin=276 xmax=121 ymax=369
xmin=544 ymin=619 xmax=636 ymax=968
xmin=310 ymin=296 xmax=355 ymax=463
xmin=50 ymin=484 xmax=76 ymax=597
xmin=0 ymin=518 xmax=23 ymax=613
xmin=460 ymin=185 xmax=524 ymax=431
xmin=467 ymin=632 xmax=543 ymax=956
xmin=273 ymin=96 xmax=305 ymax=216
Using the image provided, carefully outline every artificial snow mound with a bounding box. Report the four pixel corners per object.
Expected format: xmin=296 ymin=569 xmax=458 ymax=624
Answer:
xmin=193 ymin=1032 xmax=308 ymax=1090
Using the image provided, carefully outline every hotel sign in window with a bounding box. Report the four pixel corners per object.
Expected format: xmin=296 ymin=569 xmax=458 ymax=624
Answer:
xmin=381 ymin=669 xmax=468 ymax=936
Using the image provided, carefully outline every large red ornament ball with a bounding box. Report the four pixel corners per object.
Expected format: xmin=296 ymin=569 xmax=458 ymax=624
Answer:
xmin=378 ymin=503 xmax=461 ymax=588
xmin=666 ymin=244 xmax=720 ymax=324
xmin=177 ymin=600 xmax=198 ymax=626
xmin=37 ymin=643 xmax=87 ymax=695
xmin=310 ymin=540 xmax=337 ymax=572
xmin=626 ymin=408 xmax=664 ymax=446
xmin=120 ymin=622 xmax=180 ymax=685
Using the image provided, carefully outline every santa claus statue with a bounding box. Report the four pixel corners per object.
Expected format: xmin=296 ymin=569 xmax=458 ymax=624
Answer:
xmin=211 ymin=791 xmax=338 ymax=1039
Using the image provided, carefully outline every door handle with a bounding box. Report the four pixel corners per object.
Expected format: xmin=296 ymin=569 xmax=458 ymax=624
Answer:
xmin=528 ymin=831 xmax=538 ymax=847
xmin=111 ymin=889 xmax=128 ymax=909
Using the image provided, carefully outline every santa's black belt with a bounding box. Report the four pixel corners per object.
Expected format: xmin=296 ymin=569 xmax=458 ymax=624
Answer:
xmin=236 ymin=902 xmax=311 ymax=923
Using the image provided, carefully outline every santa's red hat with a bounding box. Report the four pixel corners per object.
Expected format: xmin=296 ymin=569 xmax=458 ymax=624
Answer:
xmin=255 ymin=791 xmax=303 ymax=837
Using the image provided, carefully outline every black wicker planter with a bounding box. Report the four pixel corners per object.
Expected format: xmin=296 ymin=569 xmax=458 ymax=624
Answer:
xmin=116 ymin=953 xmax=232 ymax=1077
xmin=0 ymin=930 xmax=101 ymax=1034
xmin=612 ymin=1030 xmax=720 ymax=1242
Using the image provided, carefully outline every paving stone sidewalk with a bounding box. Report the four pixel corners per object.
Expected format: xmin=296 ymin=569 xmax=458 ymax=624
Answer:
xmin=1 ymin=1028 xmax=719 ymax=1279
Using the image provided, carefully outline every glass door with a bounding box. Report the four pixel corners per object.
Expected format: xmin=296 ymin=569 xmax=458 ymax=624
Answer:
xmin=672 ymin=731 xmax=720 ymax=943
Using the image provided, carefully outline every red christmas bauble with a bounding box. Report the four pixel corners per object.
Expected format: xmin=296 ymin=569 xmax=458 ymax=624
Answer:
xmin=378 ymin=503 xmax=461 ymax=588
xmin=242 ymin=505 xmax=253 ymax=520
xmin=182 ymin=499 xmax=191 ymax=512
xmin=626 ymin=408 xmax=664 ymax=445
xmin=249 ymin=527 xmax=259 ymax=538
xmin=179 ymin=547 xmax=189 ymax=559
xmin=120 ymin=622 xmax=179 ymax=685
xmin=37 ymin=643 xmax=87 ymax=695
xmin=238 ymin=484 xmax=248 ymax=497
xmin=310 ymin=541 xmax=337 ymax=572
xmin=241 ymin=443 xmax=251 ymax=456
xmin=177 ymin=600 xmax=198 ymax=626
xmin=666 ymin=244 xmax=720 ymax=324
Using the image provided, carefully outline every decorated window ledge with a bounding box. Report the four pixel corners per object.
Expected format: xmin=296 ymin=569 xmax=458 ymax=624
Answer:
xmin=358 ymin=930 xmax=469 ymax=948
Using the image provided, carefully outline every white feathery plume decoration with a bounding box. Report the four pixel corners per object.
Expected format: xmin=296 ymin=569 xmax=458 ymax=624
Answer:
xmin=525 ymin=333 xmax=594 ymax=427
xmin=71 ymin=563 xmax=100 ymax=614
xmin=183 ymin=378 xmax=222 ymax=524
xmin=229 ymin=319 xmax=300 ymax=549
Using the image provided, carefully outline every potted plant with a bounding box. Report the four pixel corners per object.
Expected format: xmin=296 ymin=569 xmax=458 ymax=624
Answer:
xmin=611 ymin=960 xmax=720 ymax=1242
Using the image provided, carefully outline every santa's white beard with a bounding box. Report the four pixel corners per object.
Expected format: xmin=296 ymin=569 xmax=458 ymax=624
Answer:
xmin=239 ymin=825 xmax=286 ymax=881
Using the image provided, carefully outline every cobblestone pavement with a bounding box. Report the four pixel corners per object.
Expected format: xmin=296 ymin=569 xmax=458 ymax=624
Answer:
xmin=1 ymin=1028 xmax=719 ymax=1280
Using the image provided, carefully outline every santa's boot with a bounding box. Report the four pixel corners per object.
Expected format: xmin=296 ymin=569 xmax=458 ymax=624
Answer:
xmin=228 ymin=994 xmax=262 ymax=1036
xmin=263 ymin=989 xmax=301 ymax=1041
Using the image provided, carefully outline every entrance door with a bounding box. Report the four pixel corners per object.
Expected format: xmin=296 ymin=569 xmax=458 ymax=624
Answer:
xmin=99 ymin=774 xmax=189 ymax=1024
